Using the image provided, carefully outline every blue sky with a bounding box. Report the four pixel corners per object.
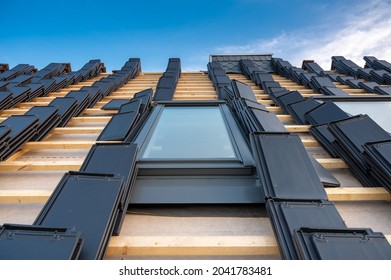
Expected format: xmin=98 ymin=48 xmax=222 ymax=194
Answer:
xmin=1 ymin=0 xmax=390 ymax=72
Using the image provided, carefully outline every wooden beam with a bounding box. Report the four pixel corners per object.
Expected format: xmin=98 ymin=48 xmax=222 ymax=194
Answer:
xmin=0 ymin=109 xmax=28 ymax=115
xmin=49 ymin=92 xmax=67 ymax=97
xmin=298 ymin=89 xmax=317 ymax=94
xmin=176 ymin=84 xmax=212 ymax=88
xmin=302 ymin=93 xmax=321 ymax=97
xmin=0 ymin=190 xmax=53 ymax=203
xmin=266 ymin=107 xmax=283 ymax=113
xmin=278 ymin=85 xmax=307 ymax=89
xmin=83 ymin=108 xmax=116 ymax=115
xmin=34 ymin=97 xmax=55 ymax=102
xmin=327 ymin=187 xmax=391 ymax=201
xmin=67 ymin=84 xmax=93 ymax=89
xmin=255 ymin=94 xmax=270 ymax=98
xmin=106 ymin=235 xmax=279 ymax=256
xmin=18 ymin=137 xmax=318 ymax=152
xmin=116 ymin=85 xmax=158 ymax=89
xmin=301 ymin=138 xmax=319 ymax=147
xmin=317 ymin=158 xmax=348 ymax=169
xmin=173 ymin=95 xmax=217 ymax=100
xmin=0 ymin=157 xmax=345 ymax=172
xmin=101 ymin=95 xmax=140 ymax=100
xmin=0 ymin=107 xmax=111 ymax=118
xmin=335 ymin=85 xmax=350 ymax=89
xmin=69 ymin=116 xmax=111 ymax=123
xmin=256 ymin=92 xmax=318 ymax=99
xmin=172 ymin=91 xmax=217 ymax=95
xmin=106 ymin=234 xmax=391 ymax=257
xmin=344 ymin=89 xmax=367 ymax=94
xmin=258 ymin=100 xmax=275 ymax=106
xmin=0 ymin=161 xmax=82 ymax=171
xmin=285 ymin=125 xmax=311 ymax=133
xmin=3 ymin=149 xmax=30 ymax=161
xmin=174 ymin=92 xmax=217 ymax=96
xmin=277 ymin=115 xmax=292 ymax=122
xmin=51 ymin=127 xmax=103 ymax=134
xmin=23 ymin=141 xmax=96 ymax=150
xmin=2 ymin=187 xmax=389 ymax=203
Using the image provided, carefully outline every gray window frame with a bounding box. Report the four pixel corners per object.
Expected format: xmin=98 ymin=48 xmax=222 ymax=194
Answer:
xmin=133 ymin=101 xmax=255 ymax=176
xmin=129 ymin=101 xmax=263 ymax=204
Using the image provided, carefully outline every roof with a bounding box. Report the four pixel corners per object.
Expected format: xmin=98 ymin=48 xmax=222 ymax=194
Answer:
xmin=0 ymin=55 xmax=391 ymax=260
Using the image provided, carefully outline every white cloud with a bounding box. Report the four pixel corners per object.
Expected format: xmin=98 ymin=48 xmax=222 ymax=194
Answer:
xmin=216 ymin=0 xmax=391 ymax=69
xmin=182 ymin=53 xmax=210 ymax=72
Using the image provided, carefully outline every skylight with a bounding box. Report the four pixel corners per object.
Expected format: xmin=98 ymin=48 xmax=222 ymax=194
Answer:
xmin=141 ymin=106 xmax=236 ymax=159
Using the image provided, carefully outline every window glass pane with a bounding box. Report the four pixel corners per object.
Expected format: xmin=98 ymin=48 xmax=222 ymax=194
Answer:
xmin=142 ymin=107 xmax=236 ymax=159
xmin=334 ymin=101 xmax=391 ymax=133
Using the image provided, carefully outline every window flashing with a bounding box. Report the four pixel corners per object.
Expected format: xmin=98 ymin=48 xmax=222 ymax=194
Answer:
xmin=131 ymin=175 xmax=263 ymax=204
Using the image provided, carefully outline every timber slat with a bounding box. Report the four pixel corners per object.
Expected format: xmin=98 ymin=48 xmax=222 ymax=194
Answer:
xmin=0 ymin=190 xmax=53 ymax=203
xmin=51 ymin=127 xmax=103 ymax=134
xmin=106 ymin=234 xmax=391 ymax=257
xmin=286 ymin=125 xmax=311 ymax=133
xmin=69 ymin=116 xmax=111 ymax=123
xmin=1 ymin=188 xmax=389 ymax=203
xmin=106 ymin=236 xmax=279 ymax=256
xmin=0 ymin=158 xmax=347 ymax=171
xmin=327 ymin=187 xmax=391 ymax=201
xmin=0 ymin=161 xmax=83 ymax=171
xmin=24 ymin=141 xmax=98 ymax=150
xmin=15 ymin=137 xmax=318 ymax=151
xmin=317 ymin=158 xmax=348 ymax=169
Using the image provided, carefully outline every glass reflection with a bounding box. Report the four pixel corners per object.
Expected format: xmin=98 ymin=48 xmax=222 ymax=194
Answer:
xmin=142 ymin=107 xmax=236 ymax=159
xmin=335 ymin=101 xmax=391 ymax=133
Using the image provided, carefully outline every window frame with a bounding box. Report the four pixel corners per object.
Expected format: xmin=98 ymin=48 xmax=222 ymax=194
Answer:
xmin=133 ymin=101 xmax=255 ymax=176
